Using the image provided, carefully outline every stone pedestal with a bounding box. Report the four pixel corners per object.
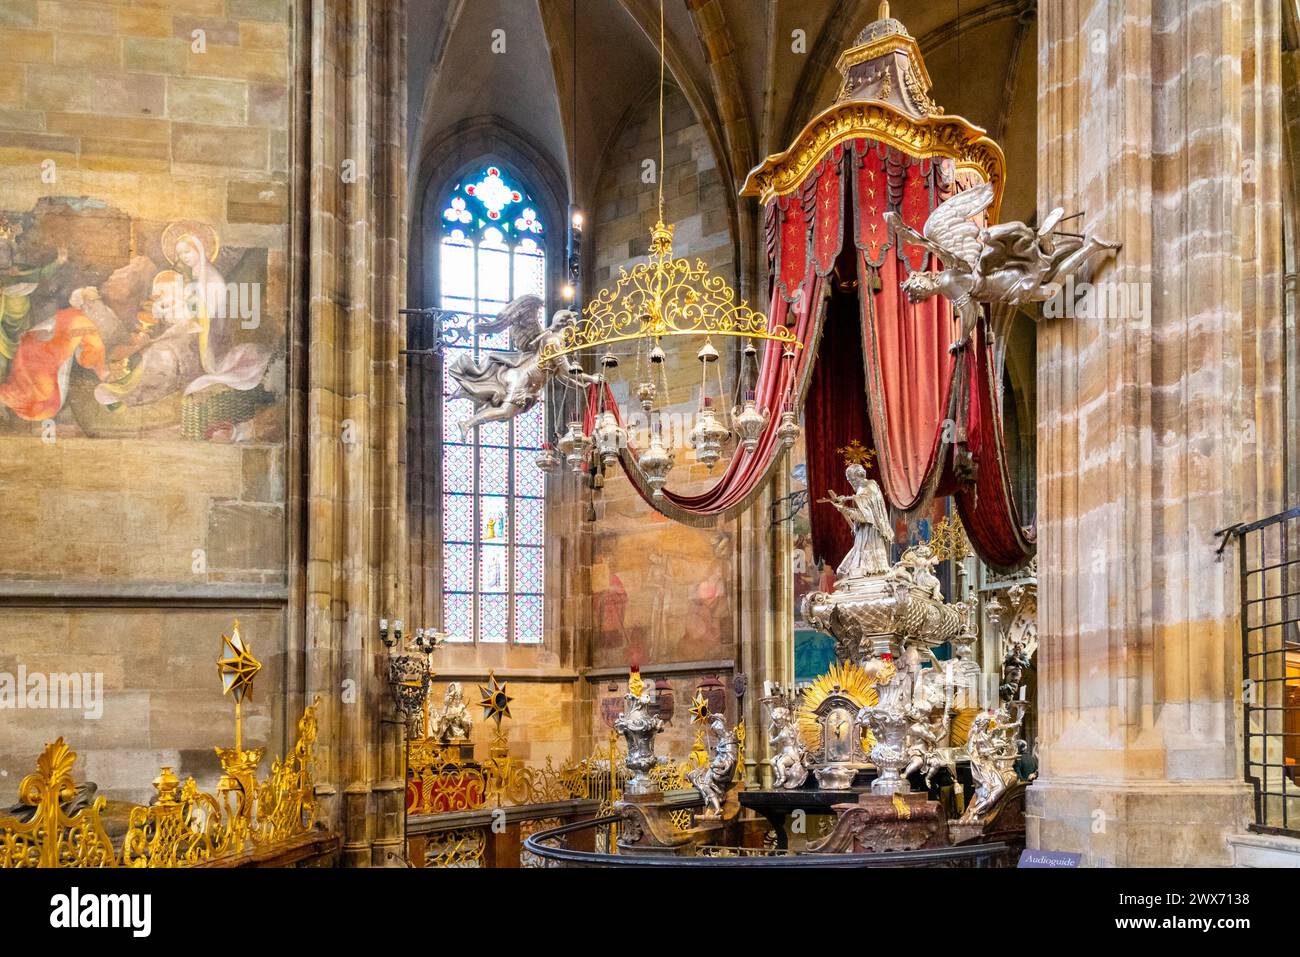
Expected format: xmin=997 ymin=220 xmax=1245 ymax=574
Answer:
xmin=614 ymin=792 xmax=691 ymax=855
xmin=1026 ymin=780 xmax=1252 ymax=867
xmin=807 ymin=791 xmax=946 ymax=853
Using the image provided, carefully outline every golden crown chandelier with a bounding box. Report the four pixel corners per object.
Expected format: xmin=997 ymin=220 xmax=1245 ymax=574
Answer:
xmin=534 ymin=0 xmax=803 ymax=505
xmin=538 ymin=218 xmax=798 ymax=362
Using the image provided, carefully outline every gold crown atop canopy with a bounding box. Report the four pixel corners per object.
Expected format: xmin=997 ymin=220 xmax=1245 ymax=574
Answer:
xmin=835 ymin=1 xmax=937 ymax=115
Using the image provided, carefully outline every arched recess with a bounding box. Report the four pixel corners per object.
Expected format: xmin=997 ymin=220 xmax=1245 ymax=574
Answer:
xmin=614 ymin=0 xmax=750 ymax=297
xmin=406 ymin=117 xmax=572 ymax=643
xmin=409 ymin=115 xmax=571 ymax=312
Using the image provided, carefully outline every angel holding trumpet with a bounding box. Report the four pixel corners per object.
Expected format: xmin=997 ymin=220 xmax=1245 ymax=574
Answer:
xmin=883 ymin=182 xmax=1121 ymax=354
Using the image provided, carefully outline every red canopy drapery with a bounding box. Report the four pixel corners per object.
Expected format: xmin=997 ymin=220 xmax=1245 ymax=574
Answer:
xmin=596 ymin=124 xmax=1033 ymax=571
xmin=593 ymin=147 xmax=848 ymax=528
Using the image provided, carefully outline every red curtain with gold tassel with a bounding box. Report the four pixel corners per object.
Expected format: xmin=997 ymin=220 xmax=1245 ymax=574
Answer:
xmin=600 ymin=136 xmax=1034 ymax=573
xmin=603 ymin=147 xmax=847 ymax=526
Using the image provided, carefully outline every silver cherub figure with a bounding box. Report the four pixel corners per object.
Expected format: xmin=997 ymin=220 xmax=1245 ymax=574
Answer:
xmin=686 ymin=711 xmax=739 ymax=816
xmin=884 ymin=182 xmax=1121 ymax=353
xmin=446 ymin=294 xmax=600 ymax=439
xmin=767 ymin=693 xmax=809 ymax=789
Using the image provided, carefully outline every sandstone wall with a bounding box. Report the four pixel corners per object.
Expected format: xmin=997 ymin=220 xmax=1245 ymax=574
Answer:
xmin=581 ymin=82 xmax=745 ymax=755
xmin=0 ymin=0 xmax=293 ymax=803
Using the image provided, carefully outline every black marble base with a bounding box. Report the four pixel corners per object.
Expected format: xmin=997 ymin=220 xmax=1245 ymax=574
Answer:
xmin=740 ymin=761 xmax=973 ymax=849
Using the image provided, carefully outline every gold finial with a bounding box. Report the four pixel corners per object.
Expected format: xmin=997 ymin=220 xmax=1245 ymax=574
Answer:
xmin=628 ymin=667 xmax=645 ymax=698
xmin=649 ymin=219 xmax=675 ymax=258
xmin=879 ymin=1 xmax=890 ymax=19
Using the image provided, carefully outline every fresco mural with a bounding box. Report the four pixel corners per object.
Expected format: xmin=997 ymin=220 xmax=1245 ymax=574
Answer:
xmin=0 ymin=198 xmax=284 ymax=444
xmin=590 ymin=511 xmax=737 ymax=670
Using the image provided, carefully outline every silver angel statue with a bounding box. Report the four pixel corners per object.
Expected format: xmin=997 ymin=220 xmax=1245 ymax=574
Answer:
xmin=959 ymin=701 xmax=1026 ymax=822
xmin=431 ymin=681 xmax=472 ymax=742
xmin=767 ymin=698 xmax=808 ymax=789
xmin=821 ymin=464 xmax=893 ymax=580
xmin=884 ymin=182 xmax=1120 ymax=353
xmin=446 ymin=294 xmax=599 ymax=439
xmin=686 ymin=712 xmax=739 ymax=816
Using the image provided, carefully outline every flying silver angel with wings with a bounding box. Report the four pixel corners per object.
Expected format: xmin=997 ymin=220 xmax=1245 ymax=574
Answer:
xmin=883 ymin=182 xmax=1121 ymax=353
xmin=446 ymin=294 xmax=599 ymax=439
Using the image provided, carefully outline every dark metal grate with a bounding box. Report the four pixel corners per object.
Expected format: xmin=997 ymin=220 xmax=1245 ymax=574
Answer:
xmin=1238 ymin=506 xmax=1300 ymax=837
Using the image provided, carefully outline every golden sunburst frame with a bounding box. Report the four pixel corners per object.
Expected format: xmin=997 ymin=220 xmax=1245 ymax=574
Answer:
xmin=798 ymin=660 xmax=881 ymax=753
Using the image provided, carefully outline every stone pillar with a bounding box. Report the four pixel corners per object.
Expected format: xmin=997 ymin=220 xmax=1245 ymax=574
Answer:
xmin=1029 ymin=0 xmax=1284 ymax=866
xmin=737 ymin=457 xmax=795 ymax=787
xmin=297 ymin=0 xmax=409 ymax=867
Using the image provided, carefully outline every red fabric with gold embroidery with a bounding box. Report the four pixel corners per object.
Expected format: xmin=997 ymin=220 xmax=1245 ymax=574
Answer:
xmin=599 ymin=135 xmax=1034 ymax=572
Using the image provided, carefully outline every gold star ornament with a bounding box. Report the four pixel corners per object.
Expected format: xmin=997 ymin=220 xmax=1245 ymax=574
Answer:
xmin=689 ymin=691 xmax=710 ymax=724
xmin=478 ymin=671 xmax=513 ymax=727
xmin=217 ymin=620 xmax=262 ymax=704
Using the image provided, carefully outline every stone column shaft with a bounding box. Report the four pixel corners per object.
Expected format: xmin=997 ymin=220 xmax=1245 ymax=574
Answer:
xmin=299 ymin=0 xmax=408 ymax=867
xmin=1030 ymin=0 xmax=1283 ymax=865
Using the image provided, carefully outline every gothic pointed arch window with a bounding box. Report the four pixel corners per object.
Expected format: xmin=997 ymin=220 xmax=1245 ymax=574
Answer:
xmin=436 ymin=162 xmax=549 ymax=644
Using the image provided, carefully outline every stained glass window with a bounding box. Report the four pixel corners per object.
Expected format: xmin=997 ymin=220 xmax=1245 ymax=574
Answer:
xmin=439 ymin=162 xmax=547 ymax=644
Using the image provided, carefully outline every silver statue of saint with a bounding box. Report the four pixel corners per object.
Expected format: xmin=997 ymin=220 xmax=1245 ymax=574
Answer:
xmin=446 ymin=294 xmax=599 ymax=439
xmin=821 ymin=464 xmax=893 ymax=580
xmin=884 ymin=182 xmax=1120 ymax=353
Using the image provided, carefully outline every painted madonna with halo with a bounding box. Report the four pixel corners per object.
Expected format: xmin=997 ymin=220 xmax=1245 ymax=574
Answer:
xmin=94 ymin=220 xmax=271 ymax=416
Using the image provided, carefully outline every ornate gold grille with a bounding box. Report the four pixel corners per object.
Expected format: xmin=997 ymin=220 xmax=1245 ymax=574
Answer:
xmin=0 ymin=699 xmax=322 ymax=869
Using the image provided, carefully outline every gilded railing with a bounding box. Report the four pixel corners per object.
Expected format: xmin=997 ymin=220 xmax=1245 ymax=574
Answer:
xmin=0 ymin=698 xmax=323 ymax=869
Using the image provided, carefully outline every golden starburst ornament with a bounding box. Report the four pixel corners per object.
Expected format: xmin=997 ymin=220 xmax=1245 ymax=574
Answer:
xmin=838 ymin=439 xmax=877 ymax=469
xmin=477 ymin=671 xmax=513 ymax=728
xmin=799 ymin=660 xmax=880 ymax=752
xmin=688 ymin=691 xmax=710 ymax=724
xmin=217 ymin=620 xmax=262 ymax=704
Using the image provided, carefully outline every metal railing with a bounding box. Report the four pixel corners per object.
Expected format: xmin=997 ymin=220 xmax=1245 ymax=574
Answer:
xmin=521 ymin=815 xmax=1010 ymax=868
xmin=1235 ymin=506 xmax=1300 ymax=836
